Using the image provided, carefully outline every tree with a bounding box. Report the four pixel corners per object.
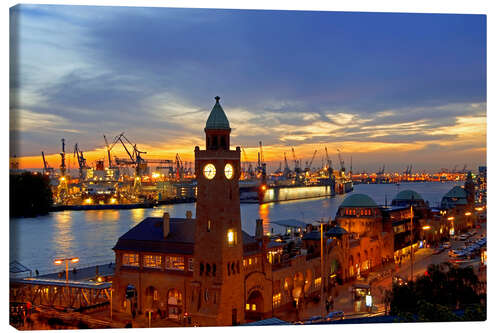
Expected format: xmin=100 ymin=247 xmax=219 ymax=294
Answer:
xmin=10 ymin=172 xmax=53 ymax=217
xmin=390 ymin=263 xmax=485 ymax=322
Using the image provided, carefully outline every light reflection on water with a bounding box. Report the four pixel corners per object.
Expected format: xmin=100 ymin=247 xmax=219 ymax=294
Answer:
xmin=10 ymin=182 xmax=460 ymax=274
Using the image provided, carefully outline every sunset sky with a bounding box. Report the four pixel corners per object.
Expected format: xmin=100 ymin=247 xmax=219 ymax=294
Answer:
xmin=9 ymin=5 xmax=486 ymax=173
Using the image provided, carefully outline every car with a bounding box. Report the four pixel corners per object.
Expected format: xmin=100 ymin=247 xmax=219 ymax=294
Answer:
xmin=305 ymin=316 xmax=323 ymax=324
xmin=443 ymin=242 xmax=451 ymax=249
xmin=326 ymin=311 xmax=345 ymax=321
xmin=459 ymin=235 xmax=468 ymax=241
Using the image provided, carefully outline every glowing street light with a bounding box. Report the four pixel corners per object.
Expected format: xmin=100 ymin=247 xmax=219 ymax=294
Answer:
xmin=54 ymin=257 xmax=80 ymax=283
xmin=465 ymin=212 xmax=472 ymax=216
xmin=422 ymin=225 xmax=431 ymax=230
xmin=447 ymin=217 xmax=455 ymax=221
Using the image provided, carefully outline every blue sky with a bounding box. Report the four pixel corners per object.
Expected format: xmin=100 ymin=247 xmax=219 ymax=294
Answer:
xmin=10 ymin=5 xmax=486 ymax=172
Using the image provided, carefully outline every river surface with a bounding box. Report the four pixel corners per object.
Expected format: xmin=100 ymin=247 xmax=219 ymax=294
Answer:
xmin=10 ymin=182 xmax=460 ymax=274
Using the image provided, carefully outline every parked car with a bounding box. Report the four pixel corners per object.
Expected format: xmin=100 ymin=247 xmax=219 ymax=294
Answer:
xmin=326 ymin=311 xmax=345 ymax=321
xmin=443 ymin=242 xmax=451 ymax=249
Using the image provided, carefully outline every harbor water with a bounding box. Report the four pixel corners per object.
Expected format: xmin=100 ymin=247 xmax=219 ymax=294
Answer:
xmin=10 ymin=182 xmax=460 ymax=274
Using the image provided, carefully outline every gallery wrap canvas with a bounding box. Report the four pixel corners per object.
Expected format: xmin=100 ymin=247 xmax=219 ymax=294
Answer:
xmin=9 ymin=2 xmax=487 ymax=330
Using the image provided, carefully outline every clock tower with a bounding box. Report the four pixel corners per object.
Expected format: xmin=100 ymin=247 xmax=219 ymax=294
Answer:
xmin=191 ymin=96 xmax=244 ymax=326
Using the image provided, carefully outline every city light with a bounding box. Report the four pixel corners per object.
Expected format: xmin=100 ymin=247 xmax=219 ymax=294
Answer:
xmin=447 ymin=217 xmax=455 ymax=221
xmin=53 ymin=259 xmax=63 ymax=265
xmin=422 ymin=225 xmax=431 ymax=230
xmin=465 ymin=212 xmax=472 ymax=216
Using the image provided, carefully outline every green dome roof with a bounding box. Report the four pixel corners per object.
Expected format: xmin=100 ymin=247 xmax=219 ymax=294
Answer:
xmin=340 ymin=194 xmax=377 ymax=208
xmin=443 ymin=186 xmax=467 ymax=199
xmin=326 ymin=226 xmax=348 ymax=237
xmin=393 ymin=190 xmax=423 ymax=202
xmin=205 ymin=96 xmax=230 ymax=130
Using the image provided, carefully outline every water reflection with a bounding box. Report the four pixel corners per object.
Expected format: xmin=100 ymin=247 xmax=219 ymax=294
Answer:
xmin=10 ymin=182 xmax=460 ymax=274
xmin=53 ymin=211 xmax=75 ymax=258
xmin=258 ymin=203 xmax=270 ymax=234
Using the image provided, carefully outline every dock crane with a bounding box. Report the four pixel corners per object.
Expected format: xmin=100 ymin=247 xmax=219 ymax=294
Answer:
xmin=60 ymin=138 xmax=66 ymax=176
xmin=324 ymin=147 xmax=334 ymax=180
xmin=73 ymin=143 xmax=88 ymax=180
xmin=283 ymin=152 xmax=291 ymax=178
xmin=337 ymin=148 xmax=345 ymax=175
xmin=291 ymin=147 xmax=301 ymax=174
xmin=241 ymin=147 xmax=254 ymax=178
xmin=175 ymin=153 xmax=184 ymax=180
xmin=304 ymin=149 xmax=317 ymax=172
xmin=41 ymin=151 xmax=54 ymax=176
xmin=257 ymin=141 xmax=267 ymax=179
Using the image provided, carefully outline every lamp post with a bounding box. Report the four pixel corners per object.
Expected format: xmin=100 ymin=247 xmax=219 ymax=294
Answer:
xmin=53 ymin=257 xmax=79 ymax=283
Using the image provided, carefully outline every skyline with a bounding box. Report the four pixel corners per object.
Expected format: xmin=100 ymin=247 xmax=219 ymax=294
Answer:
xmin=10 ymin=5 xmax=486 ymax=172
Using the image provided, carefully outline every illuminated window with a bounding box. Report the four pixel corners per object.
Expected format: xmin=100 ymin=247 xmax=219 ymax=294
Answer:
xmin=314 ymin=277 xmax=322 ymax=289
xmin=122 ymin=253 xmax=139 ymax=267
xmin=246 ymin=303 xmax=250 ymax=311
xmin=153 ymin=290 xmax=159 ymax=301
xmin=227 ymin=229 xmax=236 ymax=246
xmin=273 ymin=293 xmax=282 ymax=308
xmin=166 ymin=256 xmax=185 ymax=270
xmin=243 ymin=259 xmax=247 ymax=267
xmin=207 ymin=220 xmax=211 ymax=232
xmin=251 ymin=304 xmax=256 ymax=311
xmin=143 ymin=255 xmax=162 ymax=269
xmin=188 ymin=258 xmax=194 ymax=271
xmin=249 ymin=258 xmax=253 ymax=265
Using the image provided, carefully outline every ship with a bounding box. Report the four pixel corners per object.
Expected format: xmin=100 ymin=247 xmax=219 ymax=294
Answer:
xmin=240 ymin=175 xmax=352 ymax=204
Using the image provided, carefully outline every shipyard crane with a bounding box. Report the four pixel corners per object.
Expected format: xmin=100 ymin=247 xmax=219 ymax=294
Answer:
xmin=305 ymin=149 xmax=317 ymax=172
xmin=103 ymin=134 xmax=118 ymax=169
xmin=283 ymin=152 xmax=291 ymax=178
xmin=291 ymin=147 xmax=301 ymax=173
xmin=377 ymin=164 xmax=385 ymax=176
xmin=175 ymin=153 xmax=184 ymax=180
xmin=41 ymin=151 xmax=54 ymax=175
xmin=73 ymin=143 xmax=88 ymax=180
xmin=241 ymin=147 xmax=254 ymax=178
xmin=337 ymin=148 xmax=345 ymax=175
xmin=324 ymin=147 xmax=334 ymax=179
xmin=257 ymin=141 xmax=267 ymax=178
xmin=60 ymin=138 xmax=67 ymax=176
xmin=461 ymin=164 xmax=467 ymax=174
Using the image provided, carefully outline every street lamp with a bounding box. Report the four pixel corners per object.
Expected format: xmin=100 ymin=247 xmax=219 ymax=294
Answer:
xmin=54 ymin=257 xmax=79 ymax=283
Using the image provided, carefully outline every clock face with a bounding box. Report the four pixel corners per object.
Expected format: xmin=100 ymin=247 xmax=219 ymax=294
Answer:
xmin=203 ymin=163 xmax=216 ymax=180
xmin=224 ymin=163 xmax=234 ymax=179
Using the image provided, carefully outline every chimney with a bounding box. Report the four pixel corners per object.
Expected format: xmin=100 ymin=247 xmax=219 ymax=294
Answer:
xmin=163 ymin=212 xmax=170 ymax=239
xmin=186 ymin=210 xmax=192 ymax=220
xmin=255 ymin=219 xmax=263 ymax=240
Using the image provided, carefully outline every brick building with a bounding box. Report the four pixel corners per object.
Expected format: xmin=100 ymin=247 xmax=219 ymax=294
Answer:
xmin=111 ymin=97 xmax=394 ymax=326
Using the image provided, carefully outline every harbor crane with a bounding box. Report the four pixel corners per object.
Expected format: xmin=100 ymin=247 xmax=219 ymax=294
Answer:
xmin=241 ymin=147 xmax=254 ymax=178
xmin=73 ymin=143 xmax=89 ymax=180
xmin=324 ymin=147 xmax=333 ymax=174
xmin=291 ymin=147 xmax=301 ymax=173
xmin=337 ymin=148 xmax=346 ymax=175
xmin=257 ymin=141 xmax=267 ymax=178
xmin=60 ymin=138 xmax=67 ymax=176
xmin=41 ymin=151 xmax=54 ymax=176
xmin=283 ymin=152 xmax=291 ymax=178
xmin=304 ymin=149 xmax=317 ymax=172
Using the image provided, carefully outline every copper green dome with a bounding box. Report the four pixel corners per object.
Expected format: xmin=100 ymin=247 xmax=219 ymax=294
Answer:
xmin=205 ymin=96 xmax=230 ymax=130
xmin=340 ymin=194 xmax=377 ymax=208
xmin=443 ymin=186 xmax=467 ymax=199
xmin=393 ymin=190 xmax=423 ymax=202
